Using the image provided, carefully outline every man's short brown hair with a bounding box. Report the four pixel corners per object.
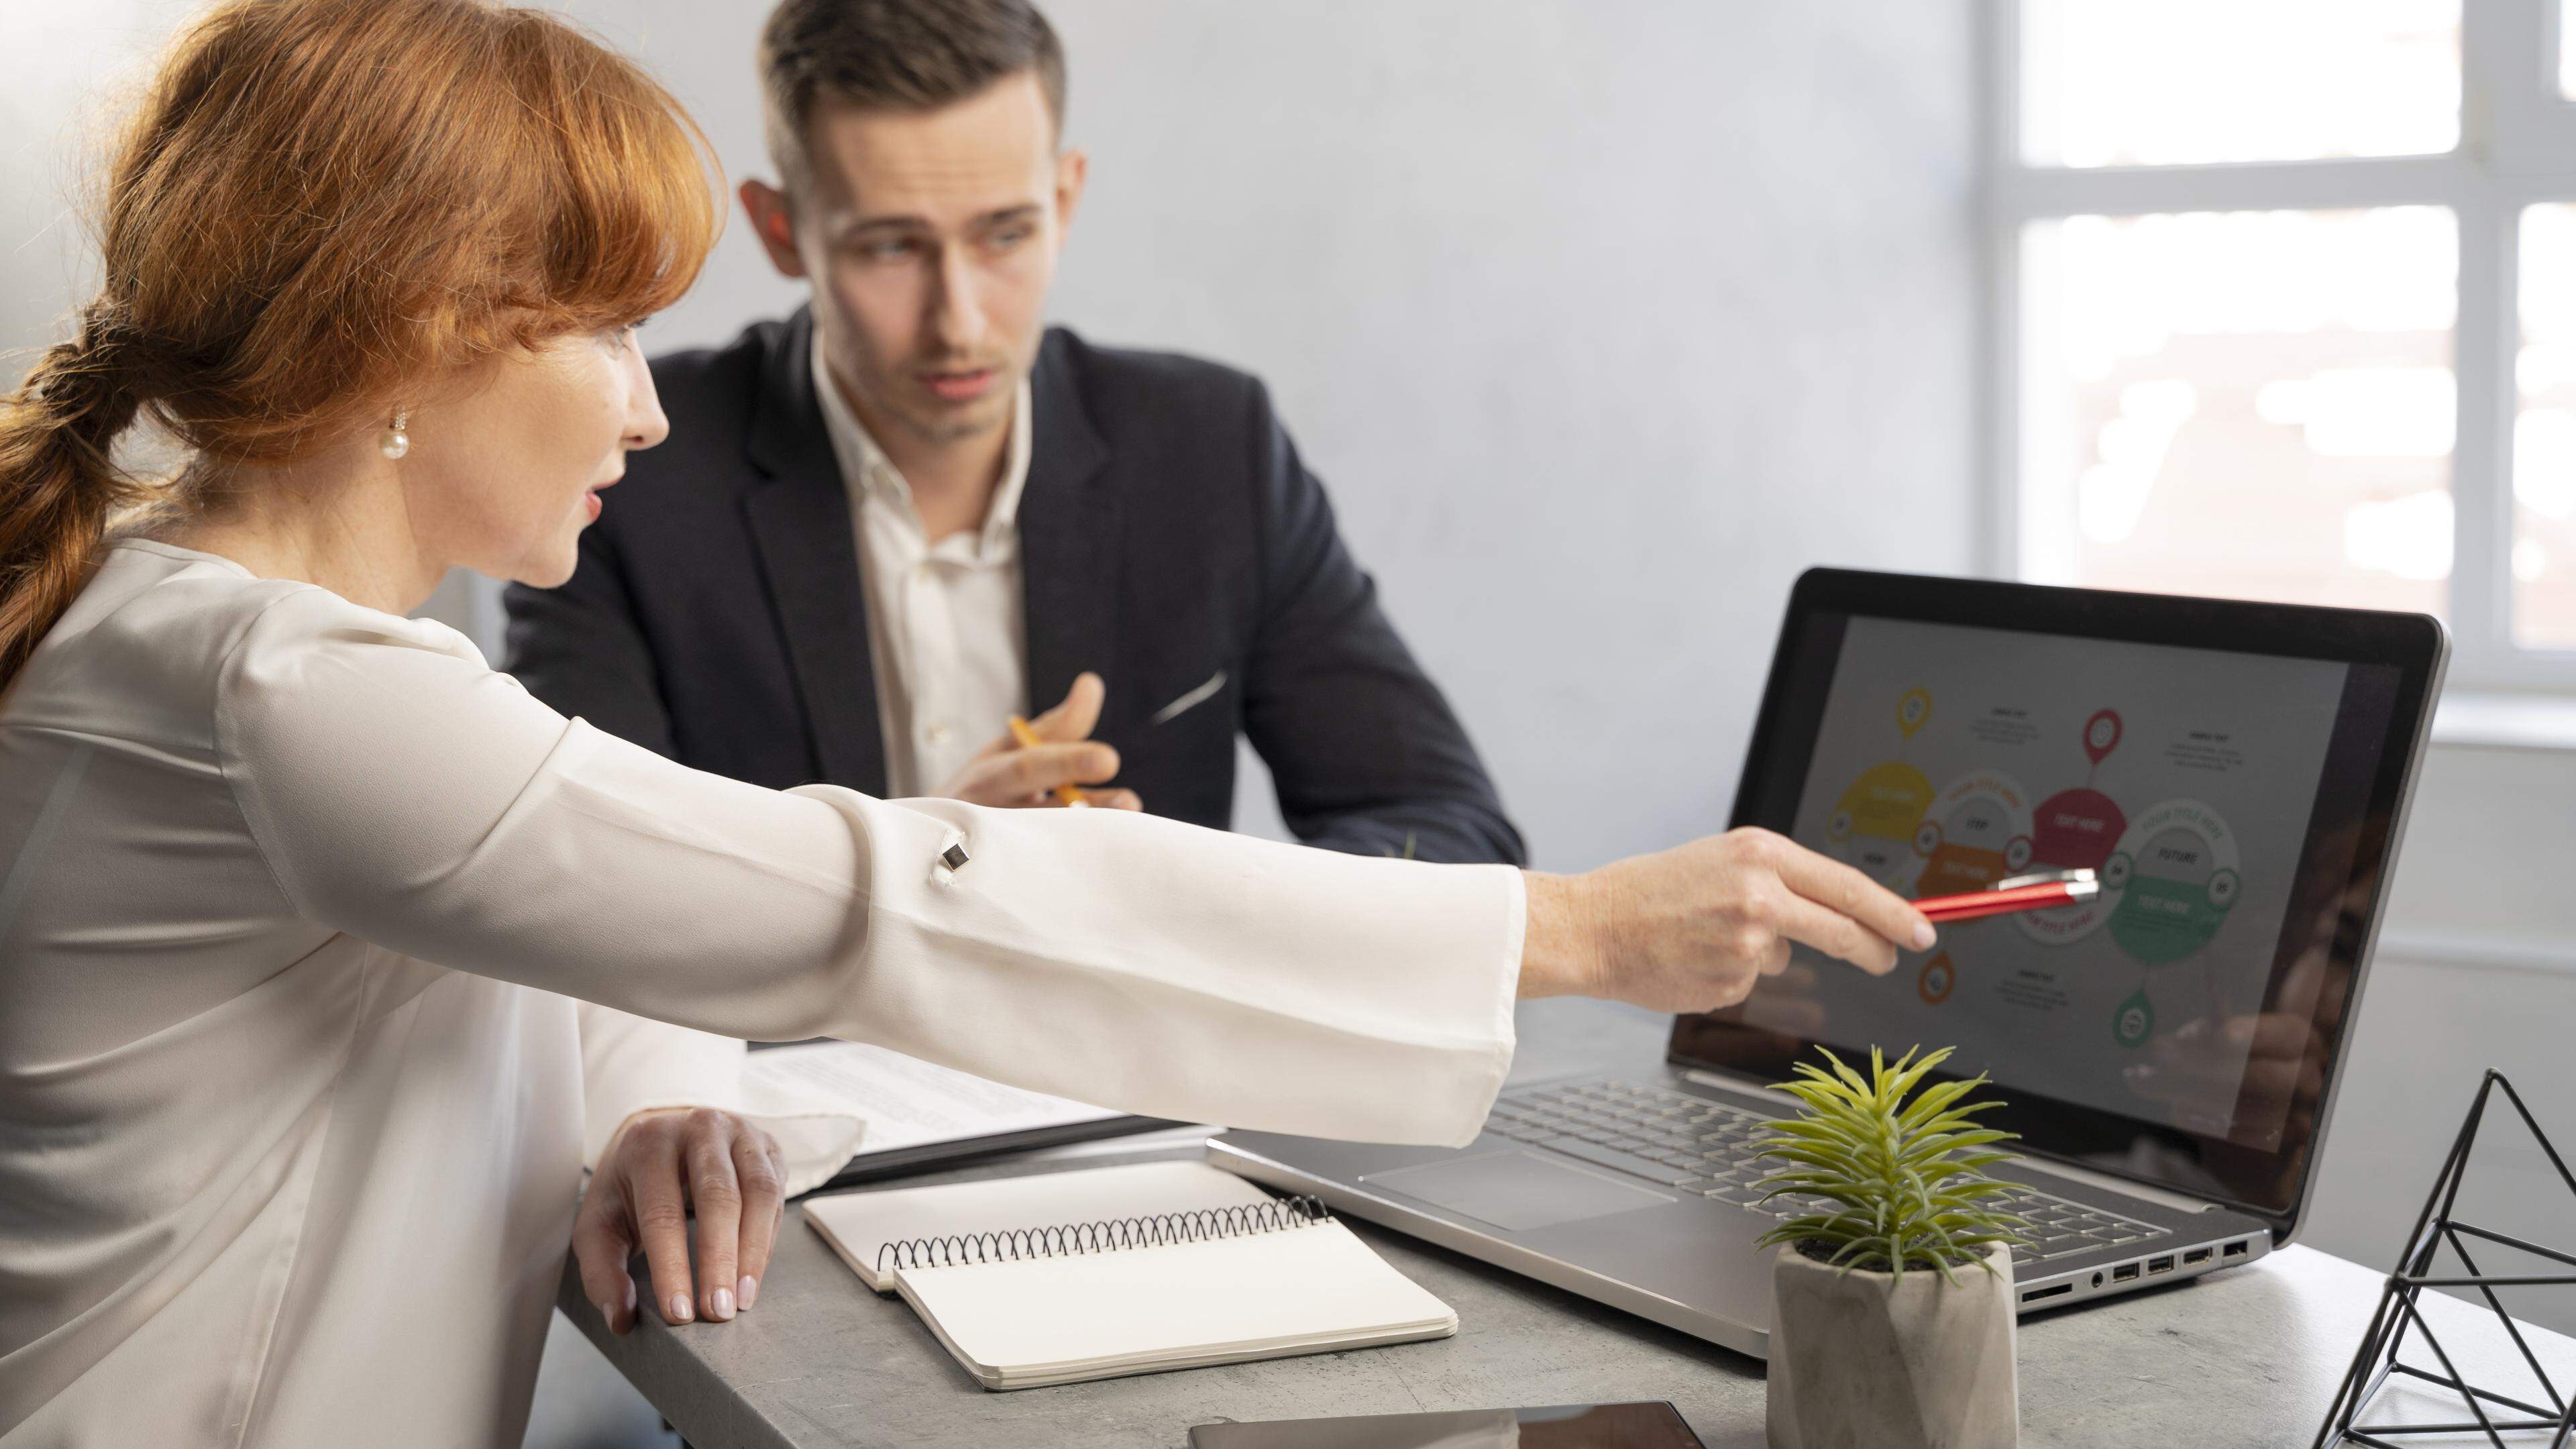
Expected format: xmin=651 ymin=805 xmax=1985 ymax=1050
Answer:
xmin=759 ymin=0 xmax=1067 ymax=195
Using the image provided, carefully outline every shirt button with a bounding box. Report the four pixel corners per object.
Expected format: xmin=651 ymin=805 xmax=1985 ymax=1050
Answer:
xmin=924 ymin=722 xmax=955 ymax=746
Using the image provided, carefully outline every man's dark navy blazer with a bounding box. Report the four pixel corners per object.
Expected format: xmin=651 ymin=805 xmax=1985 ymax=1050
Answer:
xmin=502 ymin=309 xmax=1524 ymax=864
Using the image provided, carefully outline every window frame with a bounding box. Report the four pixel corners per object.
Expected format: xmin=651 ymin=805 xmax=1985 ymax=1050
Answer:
xmin=1983 ymin=0 xmax=2576 ymax=693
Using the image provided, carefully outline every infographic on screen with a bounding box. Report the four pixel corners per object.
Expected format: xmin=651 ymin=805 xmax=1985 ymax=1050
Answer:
xmin=1740 ymin=616 xmax=2350 ymax=1144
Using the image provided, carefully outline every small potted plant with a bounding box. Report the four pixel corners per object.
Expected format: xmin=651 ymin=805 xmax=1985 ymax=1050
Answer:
xmin=1754 ymin=1046 xmax=2026 ymax=1449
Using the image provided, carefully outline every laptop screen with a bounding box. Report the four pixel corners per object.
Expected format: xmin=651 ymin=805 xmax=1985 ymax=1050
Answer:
xmin=1672 ymin=569 xmax=2443 ymax=1228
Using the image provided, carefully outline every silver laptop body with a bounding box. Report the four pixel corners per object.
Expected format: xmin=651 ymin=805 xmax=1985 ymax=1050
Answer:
xmin=1213 ymin=568 xmax=2449 ymax=1359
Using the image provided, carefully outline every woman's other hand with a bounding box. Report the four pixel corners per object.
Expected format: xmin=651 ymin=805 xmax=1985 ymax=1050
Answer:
xmin=1519 ymin=827 xmax=1936 ymax=1012
xmin=573 ymin=1107 xmax=787 ymax=1334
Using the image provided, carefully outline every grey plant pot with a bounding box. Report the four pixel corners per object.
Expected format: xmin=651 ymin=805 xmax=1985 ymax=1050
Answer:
xmin=1766 ymin=1240 xmax=2019 ymax=1449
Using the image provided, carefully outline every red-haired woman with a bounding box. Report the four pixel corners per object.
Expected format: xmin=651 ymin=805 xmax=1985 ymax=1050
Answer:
xmin=0 ymin=1 xmax=1931 ymax=1441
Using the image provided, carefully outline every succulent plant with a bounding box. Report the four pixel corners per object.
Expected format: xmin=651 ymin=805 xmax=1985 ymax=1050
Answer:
xmin=1751 ymin=1044 xmax=2027 ymax=1285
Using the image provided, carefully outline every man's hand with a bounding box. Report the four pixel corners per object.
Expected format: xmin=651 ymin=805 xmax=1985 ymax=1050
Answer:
xmin=573 ymin=1107 xmax=786 ymax=1334
xmin=934 ymin=672 xmax=1142 ymax=811
xmin=1518 ymin=827 xmax=1936 ymax=1012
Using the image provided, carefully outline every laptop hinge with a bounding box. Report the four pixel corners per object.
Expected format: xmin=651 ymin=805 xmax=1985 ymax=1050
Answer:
xmin=1679 ymin=1069 xmax=1784 ymax=1108
xmin=1682 ymin=1069 xmax=2218 ymax=1216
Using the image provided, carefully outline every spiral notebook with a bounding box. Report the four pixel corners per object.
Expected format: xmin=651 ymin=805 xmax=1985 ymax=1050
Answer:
xmin=804 ymin=1161 xmax=1458 ymax=1390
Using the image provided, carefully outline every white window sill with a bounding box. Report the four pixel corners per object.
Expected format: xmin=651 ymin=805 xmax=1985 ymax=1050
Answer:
xmin=2430 ymin=692 xmax=2576 ymax=753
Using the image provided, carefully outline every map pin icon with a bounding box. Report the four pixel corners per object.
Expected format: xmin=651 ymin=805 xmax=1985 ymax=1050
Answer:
xmin=2083 ymin=708 xmax=2123 ymax=766
xmin=1897 ymin=688 xmax=1933 ymax=740
xmin=2112 ymin=984 xmax=2155 ymax=1050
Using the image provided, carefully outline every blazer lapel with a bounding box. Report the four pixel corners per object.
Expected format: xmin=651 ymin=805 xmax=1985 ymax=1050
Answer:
xmin=741 ymin=307 xmax=889 ymax=796
xmin=1017 ymin=333 xmax=1119 ymax=718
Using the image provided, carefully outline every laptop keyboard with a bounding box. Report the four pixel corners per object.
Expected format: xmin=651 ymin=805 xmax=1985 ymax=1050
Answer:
xmin=1485 ymin=1079 xmax=2167 ymax=1269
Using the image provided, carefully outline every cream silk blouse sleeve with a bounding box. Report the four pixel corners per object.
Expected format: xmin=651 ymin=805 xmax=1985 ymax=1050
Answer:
xmin=217 ymin=584 xmax=1525 ymax=1146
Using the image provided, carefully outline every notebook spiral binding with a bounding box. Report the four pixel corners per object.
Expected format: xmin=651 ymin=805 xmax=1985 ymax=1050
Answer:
xmin=877 ymin=1194 xmax=1332 ymax=1273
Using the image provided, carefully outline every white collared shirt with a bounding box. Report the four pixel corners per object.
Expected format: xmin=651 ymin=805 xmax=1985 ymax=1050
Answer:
xmin=811 ymin=336 xmax=1033 ymax=798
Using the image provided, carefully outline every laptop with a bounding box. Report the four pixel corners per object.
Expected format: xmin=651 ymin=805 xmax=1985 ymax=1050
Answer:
xmin=1210 ymin=567 xmax=2447 ymax=1359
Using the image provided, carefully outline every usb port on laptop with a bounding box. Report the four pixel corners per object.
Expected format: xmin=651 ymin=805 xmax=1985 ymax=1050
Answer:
xmin=2184 ymin=1248 xmax=2212 ymax=1266
xmin=2147 ymin=1255 xmax=2176 ymax=1275
xmin=2112 ymin=1263 xmax=2140 ymax=1283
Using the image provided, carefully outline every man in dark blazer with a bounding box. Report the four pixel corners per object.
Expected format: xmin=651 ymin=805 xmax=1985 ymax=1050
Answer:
xmin=503 ymin=0 xmax=1520 ymax=865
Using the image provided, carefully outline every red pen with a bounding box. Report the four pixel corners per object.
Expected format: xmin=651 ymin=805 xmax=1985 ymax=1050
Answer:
xmin=1914 ymin=868 xmax=2098 ymax=923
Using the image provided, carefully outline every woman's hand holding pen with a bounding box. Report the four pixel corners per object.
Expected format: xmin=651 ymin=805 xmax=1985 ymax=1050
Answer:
xmin=935 ymin=672 xmax=1142 ymax=811
xmin=1517 ymin=827 xmax=1937 ymax=1012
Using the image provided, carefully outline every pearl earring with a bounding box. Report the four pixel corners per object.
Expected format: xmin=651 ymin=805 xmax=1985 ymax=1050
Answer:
xmin=379 ymin=409 xmax=410 ymax=461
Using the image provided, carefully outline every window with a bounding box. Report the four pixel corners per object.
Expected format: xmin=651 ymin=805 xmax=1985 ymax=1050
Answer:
xmin=1995 ymin=0 xmax=2576 ymax=689
xmin=2021 ymin=1 xmax=2460 ymax=168
xmin=2518 ymin=202 xmax=2576 ymax=645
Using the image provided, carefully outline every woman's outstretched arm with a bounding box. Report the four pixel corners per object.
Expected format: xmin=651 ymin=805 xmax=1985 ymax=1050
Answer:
xmin=218 ymin=586 xmax=1524 ymax=1148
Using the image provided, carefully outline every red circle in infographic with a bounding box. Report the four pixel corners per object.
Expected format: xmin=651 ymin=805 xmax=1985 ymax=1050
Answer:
xmin=2029 ymin=787 xmax=2127 ymax=871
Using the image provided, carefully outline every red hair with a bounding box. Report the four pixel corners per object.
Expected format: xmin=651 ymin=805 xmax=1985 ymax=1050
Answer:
xmin=0 ymin=0 xmax=718 ymax=687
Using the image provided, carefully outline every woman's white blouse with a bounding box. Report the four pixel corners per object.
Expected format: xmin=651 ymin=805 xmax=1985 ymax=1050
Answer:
xmin=0 ymin=541 xmax=1523 ymax=1446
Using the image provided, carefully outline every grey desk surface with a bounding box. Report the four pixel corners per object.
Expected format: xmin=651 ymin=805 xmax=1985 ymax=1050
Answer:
xmin=559 ymin=1001 xmax=2569 ymax=1448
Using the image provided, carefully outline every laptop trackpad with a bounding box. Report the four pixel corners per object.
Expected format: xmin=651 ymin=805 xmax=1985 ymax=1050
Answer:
xmin=1361 ymin=1150 xmax=1675 ymax=1232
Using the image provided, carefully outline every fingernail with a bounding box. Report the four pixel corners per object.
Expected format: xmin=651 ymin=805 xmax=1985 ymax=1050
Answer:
xmin=1913 ymin=922 xmax=1938 ymax=951
xmin=739 ymin=1275 xmax=759 ymax=1309
xmin=596 ymin=1300 xmax=616 ymax=1327
xmin=710 ymin=1286 xmax=735 ymax=1321
xmin=669 ymin=1291 xmax=694 ymax=1324
xmin=623 ymin=1277 xmax=637 ymax=1314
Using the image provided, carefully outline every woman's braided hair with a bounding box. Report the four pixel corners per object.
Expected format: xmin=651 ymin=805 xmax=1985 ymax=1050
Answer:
xmin=0 ymin=303 xmax=150 ymax=684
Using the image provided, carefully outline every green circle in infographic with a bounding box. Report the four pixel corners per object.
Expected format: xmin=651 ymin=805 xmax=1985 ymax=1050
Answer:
xmin=2112 ymin=986 xmax=2155 ymax=1050
xmin=2104 ymin=800 xmax=2241 ymax=967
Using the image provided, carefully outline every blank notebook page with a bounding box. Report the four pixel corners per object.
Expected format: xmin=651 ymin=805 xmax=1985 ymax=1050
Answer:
xmin=891 ymin=1218 xmax=1457 ymax=1389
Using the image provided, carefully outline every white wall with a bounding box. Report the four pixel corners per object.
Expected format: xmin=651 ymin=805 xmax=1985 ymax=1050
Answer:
xmin=1063 ymin=3 xmax=1986 ymax=863
xmin=0 ymin=1 xmax=200 ymax=352
xmin=2300 ymin=741 xmax=2576 ymax=1334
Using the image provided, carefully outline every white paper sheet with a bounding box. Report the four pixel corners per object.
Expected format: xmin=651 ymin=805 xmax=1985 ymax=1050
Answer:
xmin=742 ymin=1041 xmax=1122 ymax=1167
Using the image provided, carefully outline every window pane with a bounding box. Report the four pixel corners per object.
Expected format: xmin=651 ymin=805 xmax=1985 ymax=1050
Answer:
xmin=2514 ymin=204 xmax=2576 ymax=649
xmin=2021 ymin=0 xmax=2460 ymax=168
xmin=2021 ymin=208 xmax=2457 ymax=615
xmin=2565 ymin=0 xmax=2576 ymax=99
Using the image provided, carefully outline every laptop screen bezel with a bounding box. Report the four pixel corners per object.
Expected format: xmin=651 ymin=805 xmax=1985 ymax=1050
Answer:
xmin=1671 ymin=566 xmax=2447 ymax=1240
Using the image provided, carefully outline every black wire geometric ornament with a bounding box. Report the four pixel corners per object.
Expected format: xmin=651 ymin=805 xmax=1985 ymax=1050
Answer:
xmin=2315 ymin=1071 xmax=2576 ymax=1448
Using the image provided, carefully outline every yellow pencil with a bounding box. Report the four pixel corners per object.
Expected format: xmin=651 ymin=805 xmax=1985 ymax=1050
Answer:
xmin=1006 ymin=714 xmax=1089 ymax=806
